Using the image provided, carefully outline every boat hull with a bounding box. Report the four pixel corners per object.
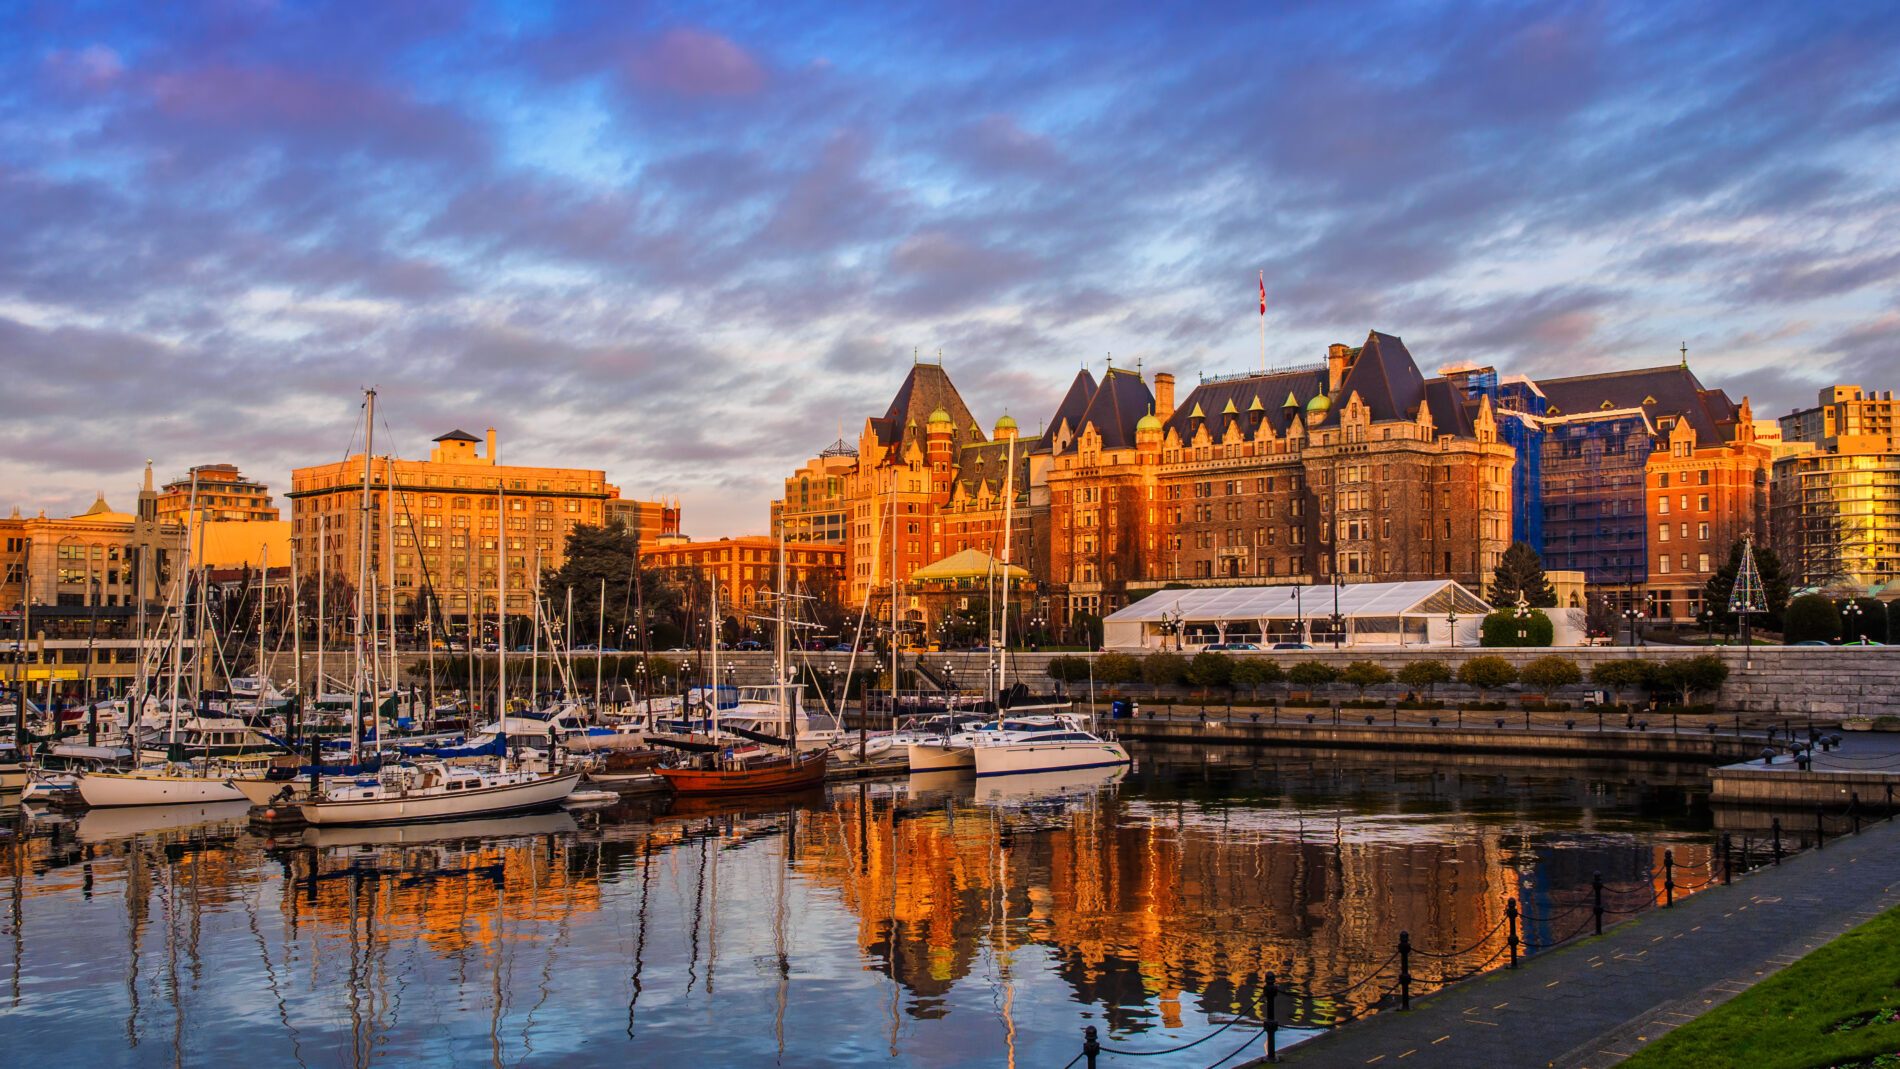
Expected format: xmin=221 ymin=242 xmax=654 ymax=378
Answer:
xmin=655 ymin=751 xmax=828 ymax=795
xmin=905 ymin=741 xmax=975 ymax=771
xmin=77 ymin=770 xmax=249 ymax=807
xmin=0 ymin=762 xmax=26 ymax=793
xmin=297 ymin=771 xmax=583 ymax=826
xmin=973 ymin=739 xmax=1131 ymax=778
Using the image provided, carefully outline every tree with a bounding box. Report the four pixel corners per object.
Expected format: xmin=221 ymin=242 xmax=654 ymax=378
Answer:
xmin=1139 ymin=652 xmax=1188 ymax=689
xmin=1669 ymin=654 xmax=1728 ymax=704
xmin=542 ymin=521 xmax=683 ymax=652
xmin=1457 ymin=656 xmax=1518 ymax=701
xmin=1186 ymin=651 xmax=1233 ymax=695
xmin=1591 ymin=659 xmax=1651 ymax=705
xmin=1397 ymin=659 xmax=1451 ymax=699
xmin=1045 ymin=656 xmax=1090 ymax=684
xmin=1287 ymin=660 xmax=1338 ymax=690
xmin=1519 ymin=655 xmax=1581 ymax=699
xmin=1490 ymin=542 xmax=1558 ymax=607
xmin=1230 ymin=658 xmax=1284 ymax=699
xmin=1340 ymin=660 xmax=1392 ymax=700
xmin=1783 ymin=594 xmax=1841 ymax=644
xmin=1481 ymin=609 xmax=1553 ymax=647
xmin=1704 ymin=540 xmax=1792 ymax=634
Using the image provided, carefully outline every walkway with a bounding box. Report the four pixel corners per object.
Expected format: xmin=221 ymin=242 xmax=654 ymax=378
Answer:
xmin=1264 ymin=814 xmax=1900 ymax=1068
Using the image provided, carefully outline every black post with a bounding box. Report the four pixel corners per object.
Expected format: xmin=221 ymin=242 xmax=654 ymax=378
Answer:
xmin=307 ymin=733 xmax=321 ymax=797
xmin=1082 ymin=1025 xmax=1099 ymax=1069
xmin=1264 ymin=971 xmax=1280 ymax=1063
xmin=1663 ymin=849 xmax=1675 ymax=907
xmin=1851 ymin=793 xmax=1861 ymax=835
xmin=1506 ymin=897 xmax=1520 ymax=969
xmin=1772 ymin=817 xmax=1783 ymax=864
xmin=1741 ymin=836 xmax=1751 ymax=872
xmin=1816 ymin=804 xmax=1825 ymax=849
xmin=1721 ymin=834 xmax=1732 ymax=886
xmin=1398 ymin=931 xmax=1413 ymax=1010
xmin=1592 ymin=871 xmax=1604 ymax=935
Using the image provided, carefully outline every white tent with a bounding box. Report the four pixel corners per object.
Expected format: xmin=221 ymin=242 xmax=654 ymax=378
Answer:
xmin=1102 ymin=580 xmax=1494 ymax=650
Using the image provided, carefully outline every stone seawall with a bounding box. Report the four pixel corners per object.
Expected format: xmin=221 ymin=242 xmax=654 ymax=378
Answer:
xmin=261 ymin=645 xmax=1900 ymax=718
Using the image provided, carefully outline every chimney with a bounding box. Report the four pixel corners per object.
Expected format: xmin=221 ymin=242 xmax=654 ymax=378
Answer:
xmin=1155 ymin=372 xmax=1175 ymax=423
xmin=486 ymin=427 xmax=498 ymax=464
xmin=1327 ymin=344 xmax=1350 ymax=393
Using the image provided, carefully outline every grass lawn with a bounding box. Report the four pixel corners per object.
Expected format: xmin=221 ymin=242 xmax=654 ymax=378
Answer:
xmin=1620 ymin=905 xmax=1900 ymax=1068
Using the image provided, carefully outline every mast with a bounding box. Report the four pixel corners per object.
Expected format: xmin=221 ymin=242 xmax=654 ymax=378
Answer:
xmin=256 ymin=546 xmax=268 ymax=702
xmin=384 ymin=456 xmax=397 ymax=705
xmin=315 ymin=516 xmax=325 ymax=702
xmin=465 ymin=551 xmax=476 ymax=718
xmin=354 ymin=388 xmax=375 ymax=763
xmin=169 ymin=471 xmax=198 ymax=751
xmin=778 ymin=524 xmax=794 ymax=750
xmin=997 ymin=431 xmax=1015 ymax=701
xmin=530 ymin=544 xmax=541 ymax=709
xmin=496 ymin=480 xmax=506 ymax=720
xmin=289 ymin=531 xmax=302 ymax=739
xmin=595 ymin=578 xmax=605 ymax=713
xmin=888 ymin=451 xmax=899 ymax=731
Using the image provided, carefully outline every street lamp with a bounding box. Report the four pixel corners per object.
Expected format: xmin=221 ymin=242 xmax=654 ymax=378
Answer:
xmin=1163 ymin=607 xmax=1184 ymax=651
xmin=1700 ymin=607 xmax=1715 ymax=643
xmin=1446 ymin=606 xmax=1459 ymax=649
xmin=1622 ymin=607 xmax=1646 ymax=647
xmin=1329 ymin=573 xmax=1344 ymax=649
xmin=1841 ymin=599 xmax=1864 ymax=643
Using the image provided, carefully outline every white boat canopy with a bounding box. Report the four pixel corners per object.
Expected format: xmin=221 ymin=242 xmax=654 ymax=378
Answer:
xmin=1102 ymin=580 xmax=1494 ymax=649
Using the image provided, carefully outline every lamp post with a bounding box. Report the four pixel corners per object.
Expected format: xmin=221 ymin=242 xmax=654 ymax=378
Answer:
xmin=1700 ymin=607 xmax=1715 ymax=643
xmin=1622 ymin=607 xmax=1646 ymax=647
xmin=1841 ymin=599 xmax=1864 ymax=643
xmin=1446 ymin=607 xmax=1460 ymax=649
xmin=1330 ymin=573 xmax=1344 ymax=649
xmin=1163 ymin=607 xmax=1184 ymax=651
xmin=1294 ymin=586 xmax=1305 ymax=646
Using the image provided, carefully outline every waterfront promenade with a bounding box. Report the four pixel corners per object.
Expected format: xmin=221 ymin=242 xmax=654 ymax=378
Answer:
xmin=1265 ymin=808 xmax=1900 ymax=1068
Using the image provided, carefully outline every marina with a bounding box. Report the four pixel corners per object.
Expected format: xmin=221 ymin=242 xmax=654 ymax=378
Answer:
xmin=0 ymin=743 xmax=1727 ymax=1067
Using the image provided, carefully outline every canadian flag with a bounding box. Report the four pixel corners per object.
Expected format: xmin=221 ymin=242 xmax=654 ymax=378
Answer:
xmin=1258 ymin=271 xmax=1267 ymax=316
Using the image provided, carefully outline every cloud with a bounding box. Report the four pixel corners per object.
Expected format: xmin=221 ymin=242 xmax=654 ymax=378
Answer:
xmin=626 ymin=28 xmax=767 ymax=98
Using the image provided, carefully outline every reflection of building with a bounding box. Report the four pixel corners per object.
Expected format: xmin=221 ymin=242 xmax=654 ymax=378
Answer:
xmin=288 ymin=428 xmax=639 ymax=627
xmin=155 ymin=463 xmax=279 ymax=524
xmin=639 ymin=536 xmax=846 ymax=611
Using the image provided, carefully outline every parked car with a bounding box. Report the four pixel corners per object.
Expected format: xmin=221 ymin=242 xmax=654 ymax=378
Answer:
xmin=828 ymin=643 xmax=856 ymax=652
xmin=1206 ymin=642 xmax=1262 ymax=651
xmin=735 ymin=639 xmax=765 ymax=651
xmin=1791 ymin=640 xmax=1832 ymax=647
xmin=1271 ymin=641 xmax=1316 ymax=650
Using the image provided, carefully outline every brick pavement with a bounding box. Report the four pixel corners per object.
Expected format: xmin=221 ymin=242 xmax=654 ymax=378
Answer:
xmin=1260 ymin=814 xmax=1900 ymax=1068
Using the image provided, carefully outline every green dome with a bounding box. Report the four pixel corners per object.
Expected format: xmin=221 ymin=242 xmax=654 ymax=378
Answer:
xmin=1304 ymin=393 xmax=1332 ymax=413
xmin=927 ymin=406 xmax=952 ymax=425
xmin=994 ymin=413 xmax=1017 ymax=431
xmin=1136 ymin=412 xmax=1163 ymax=433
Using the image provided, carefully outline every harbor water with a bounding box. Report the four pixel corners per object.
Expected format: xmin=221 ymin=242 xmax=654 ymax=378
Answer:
xmin=0 ymin=744 xmax=1718 ymax=1067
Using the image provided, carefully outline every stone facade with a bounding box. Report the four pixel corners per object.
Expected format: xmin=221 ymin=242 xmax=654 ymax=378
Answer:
xmin=1642 ymin=403 xmax=1772 ymax=621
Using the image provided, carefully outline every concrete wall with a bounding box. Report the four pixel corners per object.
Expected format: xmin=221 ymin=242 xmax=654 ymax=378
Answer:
xmin=260 ymin=645 xmax=1900 ymax=718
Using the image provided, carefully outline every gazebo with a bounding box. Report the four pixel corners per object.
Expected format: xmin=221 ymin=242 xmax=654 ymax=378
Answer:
xmin=1102 ymin=580 xmax=1493 ymax=650
xmin=910 ymin=550 xmax=1033 ymax=647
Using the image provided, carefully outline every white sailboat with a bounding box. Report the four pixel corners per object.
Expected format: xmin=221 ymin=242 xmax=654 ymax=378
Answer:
xmin=295 ymin=760 xmax=581 ymax=826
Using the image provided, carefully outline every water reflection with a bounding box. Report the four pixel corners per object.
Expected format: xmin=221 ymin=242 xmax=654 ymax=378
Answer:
xmin=1 ymin=745 xmax=1719 ymax=1067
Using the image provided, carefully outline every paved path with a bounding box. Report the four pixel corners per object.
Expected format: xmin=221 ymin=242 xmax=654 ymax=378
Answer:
xmin=1264 ymin=814 xmax=1900 ymax=1068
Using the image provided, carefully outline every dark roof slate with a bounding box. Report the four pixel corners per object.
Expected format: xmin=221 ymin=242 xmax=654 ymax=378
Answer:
xmin=1165 ymin=367 xmax=1327 ymax=442
xmin=1337 ymin=332 xmax=1428 ymax=424
xmin=1537 ymin=365 xmax=1738 ymax=442
xmin=433 ymin=429 xmax=481 ymax=443
xmin=1033 ymin=369 xmax=1099 ymax=455
xmin=1068 ymin=368 xmax=1155 ymax=451
xmin=868 ymin=363 xmax=980 ymax=454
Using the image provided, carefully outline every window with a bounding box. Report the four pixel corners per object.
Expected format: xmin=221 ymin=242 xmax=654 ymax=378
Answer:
xmin=1659 ymin=555 xmax=1670 ymax=573
xmin=1698 ymin=553 xmax=1710 ymax=572
xmin=1697 ymin=522 xmax=1710 ymax=540
xmin=1658 ymin=524 xmax=1670 ymax=542
xmin=1658 ymin=498 xmax=1670 ymax=515
xmin=1697 ymin=494 xmax=1709 ymax=511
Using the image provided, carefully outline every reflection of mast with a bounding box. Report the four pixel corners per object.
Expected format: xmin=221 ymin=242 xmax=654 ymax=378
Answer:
xmin=774 ymin=806 xmax=796 ymax=1057
xmin=626 ymin=839 xmax=655 ymax=1037
xmin=685 ymin=833 xmax=708 ymax=994
xmin=124 ymin=840 xmax=147 ymax=1048
xmin=707 ymin=818 xmax=721 ymax=994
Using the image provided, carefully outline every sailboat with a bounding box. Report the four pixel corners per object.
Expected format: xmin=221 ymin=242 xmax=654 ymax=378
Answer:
xmin=291 ymin=390 xmax=580 ymax=825
xmin=653 ymin=554 xmax=827 ymax=795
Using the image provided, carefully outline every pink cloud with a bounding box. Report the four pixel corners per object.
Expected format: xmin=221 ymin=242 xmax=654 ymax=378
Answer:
xmin=627 ymin=28 xmax=766 ymax=97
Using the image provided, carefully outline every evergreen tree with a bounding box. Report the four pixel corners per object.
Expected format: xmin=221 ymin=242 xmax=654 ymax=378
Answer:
xmin=1489 ymin=542 xmax=1558 ymax=607
xmin=1704 ymin=540 xmax=1792 ymax=634
xmin=541 ymin=522 xmax=682 ymax=650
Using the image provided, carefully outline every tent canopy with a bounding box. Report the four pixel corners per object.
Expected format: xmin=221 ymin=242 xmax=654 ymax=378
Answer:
xmin=1103 ymin=580 xmax=1492 ymax=649
xmin=911 ymin=548 xmax=1028 ymax=582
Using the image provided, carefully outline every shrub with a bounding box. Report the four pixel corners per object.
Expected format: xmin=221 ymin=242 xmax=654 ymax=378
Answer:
xmin=1095 ymin=653 xmax=1143 ymax=686
xmin=1340 ymin=660 xmax=1393 ymax=698
xmin=1187 ymin=651 xmax=1234 ymax=692
xmin=1045 ymin=655 xmax=1088 ymax=684
xmin=1140 ymin=652 xmax=1189 ymax=688
xmin=1457 ymin=656 xmax=1519 ymax=699
xmin=1396 ymin=659 xmax=1451 ymax=697
xmin=1481 ymin=609 xmax=1554 ymax=647
xmin=1660 ymin=654 xmax=1729 ymax=704
xmin=1519 ymin=655 xmax=1581 ymax=698
xmin=1784 ymin=594 xmax=1841 ymax=644
xmin=1230 ymin=658 xmax=1285 ymax=697
xmin=1288 ymin=660 xmax=1339 ymax=689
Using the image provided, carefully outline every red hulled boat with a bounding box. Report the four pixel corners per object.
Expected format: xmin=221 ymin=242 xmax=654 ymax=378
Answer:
xmin=653 ymin=747 xmax=828 ymax=796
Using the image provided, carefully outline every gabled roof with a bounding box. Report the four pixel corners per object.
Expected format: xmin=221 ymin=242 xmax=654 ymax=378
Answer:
xmin=1422 ymin=379 xmax=1475 ymax=437
xmin=1337 ymin=331 xmax=1429 ymax=424
xmin=1032 ymin=369 xmax=1099 ymax=455
xmin=433 ymin=428 xmax=481 ymax=443
xmin=1537 ymin=365 xmax=1738 ymax=442
xmin=1068 ymin=367 xmax=1154 ymax=451
xmin=1165 ymin=366 xmax=1328 ymax=442
xmin=868 ymin=363 xmax=980 ymax=454
xmin=953 ymin=435 xmax=1036 ymax=499
xmin=912 ymin=548 xmax=1029 ymax=582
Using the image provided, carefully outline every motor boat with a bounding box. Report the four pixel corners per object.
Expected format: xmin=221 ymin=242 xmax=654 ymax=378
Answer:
xmin=908 ymin=712 xmax=1091 ymax=773
xmin=971 ymin=718 xmax=1130 ymax=778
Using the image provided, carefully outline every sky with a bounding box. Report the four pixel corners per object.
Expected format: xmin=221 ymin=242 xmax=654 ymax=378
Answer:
xmin=2 ymin=0 xmax=1898 ymax=536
